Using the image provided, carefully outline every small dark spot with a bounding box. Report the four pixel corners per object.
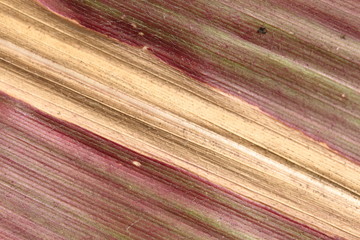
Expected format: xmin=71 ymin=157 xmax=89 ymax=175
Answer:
xmin=257 ymin=26 xmax=267 ymax=34
xmin=340 ymin=34 xmax=346 ymax=39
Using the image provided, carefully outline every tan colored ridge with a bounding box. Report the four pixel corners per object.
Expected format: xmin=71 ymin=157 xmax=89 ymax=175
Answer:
xmin=0 ymin=0 xmax=359 ymax=238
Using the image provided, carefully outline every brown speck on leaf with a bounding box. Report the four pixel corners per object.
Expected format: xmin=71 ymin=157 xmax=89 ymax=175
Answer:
xmin=340 ymin=34 xmax=346 ymax=39
xmin=257 ymin=26 xmax=267 ymax=34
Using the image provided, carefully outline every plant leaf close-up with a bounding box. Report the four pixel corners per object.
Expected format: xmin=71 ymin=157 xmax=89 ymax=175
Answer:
xmin=0 ymin=0 xmax=360 ymax=239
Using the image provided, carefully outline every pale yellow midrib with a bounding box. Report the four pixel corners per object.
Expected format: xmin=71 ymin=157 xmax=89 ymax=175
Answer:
xmin=1 ymin=0 xmax=360 ymax=239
